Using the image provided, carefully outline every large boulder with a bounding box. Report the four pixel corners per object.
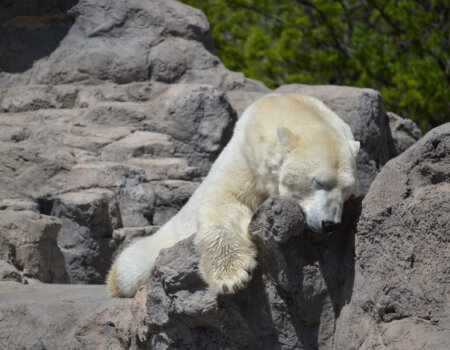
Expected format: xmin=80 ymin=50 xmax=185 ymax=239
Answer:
xmin=334 ymin=123 xmax=450 ymax=349
xmin=0 ymin=0 xmax=265 ymax=91
xmin=133 ymin=196 xmax=360 ymax=349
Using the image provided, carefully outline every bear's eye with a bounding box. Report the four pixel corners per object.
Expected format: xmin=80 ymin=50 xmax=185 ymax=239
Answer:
xmin=312 ymin=178 xmax=329 ymax=190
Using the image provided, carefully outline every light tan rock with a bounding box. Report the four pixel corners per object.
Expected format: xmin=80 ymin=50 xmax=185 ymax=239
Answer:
xmin=101 ymin=131 xmax=174 ymax=162
xmin=0 ymin=209 xmax=68 ymax=283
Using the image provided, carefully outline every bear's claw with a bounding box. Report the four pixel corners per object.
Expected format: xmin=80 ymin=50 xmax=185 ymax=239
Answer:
xmin=201 ymin=254 xmax=257 ymax=294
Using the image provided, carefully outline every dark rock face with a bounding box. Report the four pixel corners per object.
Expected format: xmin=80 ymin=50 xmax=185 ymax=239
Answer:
xmin=0 ymin=0 xmax=78 ymax=74
xmin=334 ymin=123 xmax=450 ymax=349
xmin=140 ymin=196 xmax=360 ymax=349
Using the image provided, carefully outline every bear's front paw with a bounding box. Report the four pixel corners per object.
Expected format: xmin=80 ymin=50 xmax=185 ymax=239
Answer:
xmin=199 ymin=253 xmax=257 ymax=294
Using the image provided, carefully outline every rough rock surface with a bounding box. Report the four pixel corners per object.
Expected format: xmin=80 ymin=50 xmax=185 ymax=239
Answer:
xmin=0 ymin=199 xmax=68 ymax=283
xmin=334 ymin=123 xmax=450 ymax=349
xmin=387 ymin=111 xmax=423 ymax=155
xmin=0 ymin=282 xmax=140 ymax=349
xmin=138 ymin=196 xmax=360 ymax=349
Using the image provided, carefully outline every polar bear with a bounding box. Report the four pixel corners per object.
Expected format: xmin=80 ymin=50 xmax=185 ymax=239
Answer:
xmin=107 ymin=93 xmax=359 ymax=297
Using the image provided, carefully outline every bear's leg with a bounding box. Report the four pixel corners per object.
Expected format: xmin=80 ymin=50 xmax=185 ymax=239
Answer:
xmin=195 ymin=201 xmax=257 ymax=294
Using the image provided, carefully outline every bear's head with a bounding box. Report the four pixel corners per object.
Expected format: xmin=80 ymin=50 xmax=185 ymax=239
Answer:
xmin=277 ymin=126 xmax=359 ymax=234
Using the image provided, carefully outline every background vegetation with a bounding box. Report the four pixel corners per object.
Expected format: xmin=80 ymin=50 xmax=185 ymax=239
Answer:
xmin=181 ymin=0 xmax=449 ymax=130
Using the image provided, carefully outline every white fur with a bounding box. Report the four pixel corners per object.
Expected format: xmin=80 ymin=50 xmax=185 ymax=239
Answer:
xmin=109 ymin=93 xmax=359 ymax=297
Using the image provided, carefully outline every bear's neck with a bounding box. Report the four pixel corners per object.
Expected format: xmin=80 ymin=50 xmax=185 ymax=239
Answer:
xmin=211 ymin=120 xmax=281 ymax=212
xmin=250 ymin=153 xmax=281 ymax=199
xmin=239 ymin=137 xmax=281 ymax=207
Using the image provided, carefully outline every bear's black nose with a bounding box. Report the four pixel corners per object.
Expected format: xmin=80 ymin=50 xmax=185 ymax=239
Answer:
xmin=321 ymin=221 xmax=341 ymax=233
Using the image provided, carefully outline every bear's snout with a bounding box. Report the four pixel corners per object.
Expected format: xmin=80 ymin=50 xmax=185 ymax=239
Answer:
xmin=321 ymin=220 xmax=341 ymax=233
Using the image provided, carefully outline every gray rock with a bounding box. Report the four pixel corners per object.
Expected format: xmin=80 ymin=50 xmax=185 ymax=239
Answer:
xmin=0 ymin=260 xmax=22 ymax=282
xmin=0 ymin=0 xmax=218 ymax=87
xmin=1 ymin=86 xmax=55 ymax=112
xmin=0 ymin=208 xmax=68 ymax=283
xmin=140 ymin=196 xmax=360 ymax=349
xmin=226 ymin=90 xmax=268 ymax=117
xmin=149 ymin=39 xmax=188 ymax=83
xmin=100 ymin=131 xmax=175 ymax=162
xmin=0 ymin=282 xmax=141 ymax=350
xmin=152 ymin=180 xmax=200 ymax=225
xmin=0 ymin=85 xmax=237 ymax=284
xmin=110 ymin=225 xmax=160 ymax=251
xmin=0 ymin=199 xmax=38 ymax=212
xmin=47 ymin=189 xmax=120 ymax=284
xmin=128 ymin=157 xmax=198 ymax=181
xmin=0 ymin=125 xmax=29 ymax=142
xmin=166 ymin=86 xmax=237 ymax=155
xmin=387 ymin=111 xmax=423 ymax=155
xmin=334 ymin=123 xmax=450 ymax=349
xmin=118 ymin=183 xmax=156 ymax=227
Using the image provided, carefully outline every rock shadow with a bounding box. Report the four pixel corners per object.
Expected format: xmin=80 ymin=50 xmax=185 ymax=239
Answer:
xmin=250 ymin=196 xmax=360 ymax=349
xmin=0 ymin=1 xmax=78 ymax=73
xmin=37 ymin=195 xmax=116 ymax=284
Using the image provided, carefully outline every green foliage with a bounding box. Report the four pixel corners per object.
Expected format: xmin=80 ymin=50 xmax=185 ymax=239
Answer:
xmin=181 ymin=0 xmax=449 ymax=130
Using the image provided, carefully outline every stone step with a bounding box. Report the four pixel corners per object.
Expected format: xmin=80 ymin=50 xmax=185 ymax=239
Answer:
xmin=101 ymin=131 xmax=174 ymax=162
xmin=128 ymin=157 xmax=198 ymax=180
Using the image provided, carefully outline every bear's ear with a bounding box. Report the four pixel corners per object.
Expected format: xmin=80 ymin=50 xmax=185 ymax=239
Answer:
xmin=349 ymin=140 xmax=360 ymax=156
xmin=277 ymin=126 xmax=296 ymax=148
